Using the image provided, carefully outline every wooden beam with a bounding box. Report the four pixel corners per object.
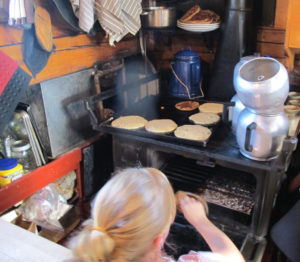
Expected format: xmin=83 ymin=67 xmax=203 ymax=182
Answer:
xmin=256 ymin=42 xmax=285 ymax=58
xmin=257 ymin=27 xmax=285 ymax=44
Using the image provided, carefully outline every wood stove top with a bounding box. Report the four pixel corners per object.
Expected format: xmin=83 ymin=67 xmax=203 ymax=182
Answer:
xmin=86 ymin=95 xmax=289 ymax=173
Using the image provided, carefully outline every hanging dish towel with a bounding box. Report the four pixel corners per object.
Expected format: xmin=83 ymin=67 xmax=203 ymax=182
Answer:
xmin=79 ymin=0 xmax=95 ymax=33
xmin=95 ymin=0 xmax=142 ymax=46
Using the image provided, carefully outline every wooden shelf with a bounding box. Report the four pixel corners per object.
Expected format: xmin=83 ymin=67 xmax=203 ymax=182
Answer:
xmin=0 ymin=147 xmax=82 ymax=214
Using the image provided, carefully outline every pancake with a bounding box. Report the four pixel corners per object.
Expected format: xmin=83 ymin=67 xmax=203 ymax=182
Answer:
xmin=174 ymin=124 xmax=211 ymax=141
xmin=189 ymin=112 xmax=220 ymax=125
xmin=179 ymin=5 xmax=220 ymax=24
xmin=175 ymin=101 xmax=200 ymax=111
xmin=199 ymin=103 xmax=223 ymax=114
xmin=111 ymin=115 xmax=148 ymax=130
xmin=186 ymin=9 xmax=220 ymax=24
xmin=179 ymin=5 xmax=201 ymax=23
xmin=145 ymin=119 xmax=178 ymax=134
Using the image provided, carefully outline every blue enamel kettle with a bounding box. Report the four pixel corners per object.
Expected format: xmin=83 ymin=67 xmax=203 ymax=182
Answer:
xmin=169 ymin=48 xmax=203 ymax=99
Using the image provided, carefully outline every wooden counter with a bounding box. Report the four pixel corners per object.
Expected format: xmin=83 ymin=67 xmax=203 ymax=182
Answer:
xmin=0 ymin=219 xmax=74 ymax=261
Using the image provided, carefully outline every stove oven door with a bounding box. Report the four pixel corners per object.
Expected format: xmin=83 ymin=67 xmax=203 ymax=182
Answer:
xmin=159 ymin=155 xmax=266 ymax=262
xmin=112 ymin=136 xmax=270 ymax=262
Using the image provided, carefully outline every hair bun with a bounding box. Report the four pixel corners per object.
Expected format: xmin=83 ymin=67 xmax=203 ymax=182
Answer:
xmin=71 ymin=223 xmax=115 ymax=261
xmin=90 ymin=229 xmax=115 ymax=259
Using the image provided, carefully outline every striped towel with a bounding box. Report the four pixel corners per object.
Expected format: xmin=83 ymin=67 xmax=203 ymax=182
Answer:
xmin=95 ymin=0 xmax=142 ymax=46
xmin=79 ymin=0 xmax=95 ymax=33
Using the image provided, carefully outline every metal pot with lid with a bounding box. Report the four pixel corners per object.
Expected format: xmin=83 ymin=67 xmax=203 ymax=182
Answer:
xmin=234 ymin=57 xmax=289 ymax=114
xmin=140 ymin=6 xmax=176 ymax=28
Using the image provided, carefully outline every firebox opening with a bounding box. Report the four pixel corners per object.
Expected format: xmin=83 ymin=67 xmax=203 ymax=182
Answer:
xmin=148 ymin=151 xmax=257 ymax=226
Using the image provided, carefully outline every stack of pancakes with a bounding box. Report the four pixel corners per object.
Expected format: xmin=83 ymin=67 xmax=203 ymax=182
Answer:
xmin=179 ymin=5 xmax=220 ymax=24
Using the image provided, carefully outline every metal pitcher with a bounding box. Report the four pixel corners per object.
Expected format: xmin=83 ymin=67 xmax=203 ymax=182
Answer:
xmin=236 ymin=108 xmax=289 ymax=161
xmin=169 ymin=48 xmax=203 ymax=99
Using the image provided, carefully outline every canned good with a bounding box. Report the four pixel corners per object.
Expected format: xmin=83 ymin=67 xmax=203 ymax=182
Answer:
xmin=0 ymin=158 xmax=24 ymax=187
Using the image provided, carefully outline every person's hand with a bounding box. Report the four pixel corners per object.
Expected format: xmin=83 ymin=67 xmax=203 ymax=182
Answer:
xmin=179 ymin=196 xmax=208 ymax=226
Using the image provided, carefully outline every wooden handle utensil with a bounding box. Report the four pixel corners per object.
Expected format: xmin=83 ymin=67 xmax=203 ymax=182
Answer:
xmin=175 ymin=190 xmax=209 ymax=215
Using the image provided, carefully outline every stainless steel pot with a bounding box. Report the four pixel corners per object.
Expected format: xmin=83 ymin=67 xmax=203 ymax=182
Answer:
xmin=234 ymin=57 xmax=289 ymax=114
xmin=140 ymin=6 xmax=176 ymax=28
xmin=236 ymin=108 xmax=289 ymax=161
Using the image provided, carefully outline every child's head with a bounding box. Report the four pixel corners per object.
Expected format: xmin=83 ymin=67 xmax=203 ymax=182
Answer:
xmin=71 ymin=167 xmax=176 ymax=262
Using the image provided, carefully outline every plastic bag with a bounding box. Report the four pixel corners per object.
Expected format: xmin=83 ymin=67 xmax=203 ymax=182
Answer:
xmin=18 ymin=184 xmax=73 ymax=231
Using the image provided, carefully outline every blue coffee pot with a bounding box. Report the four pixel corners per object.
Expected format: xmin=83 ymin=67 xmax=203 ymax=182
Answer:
xmin=169 ymin=48 xmax=203 ymax=99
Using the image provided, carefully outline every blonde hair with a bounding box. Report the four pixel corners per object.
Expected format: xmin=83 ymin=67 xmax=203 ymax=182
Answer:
xmin=70 ymin=167 xmax=176 ymax=262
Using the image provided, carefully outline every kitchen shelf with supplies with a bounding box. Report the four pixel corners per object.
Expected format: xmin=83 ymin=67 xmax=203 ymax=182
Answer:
xmin=0 ymin=147 xmax=82 ymax=214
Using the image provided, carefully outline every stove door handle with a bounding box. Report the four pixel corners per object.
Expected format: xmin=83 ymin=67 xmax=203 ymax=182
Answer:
xmin=245 ymin=122 xmax=256 ymax=152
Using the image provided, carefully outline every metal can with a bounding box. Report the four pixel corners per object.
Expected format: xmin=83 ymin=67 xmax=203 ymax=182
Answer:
xmin=0 ymin=158 xmax=24 ymax=187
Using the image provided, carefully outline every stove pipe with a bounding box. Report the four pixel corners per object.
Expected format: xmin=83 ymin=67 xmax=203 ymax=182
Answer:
xmin=206 ymin=0 xmax=255 ymax=101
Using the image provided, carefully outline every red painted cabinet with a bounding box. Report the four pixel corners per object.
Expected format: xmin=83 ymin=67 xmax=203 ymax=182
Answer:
xmin=0 ymin=148 xmax=82 ymax=214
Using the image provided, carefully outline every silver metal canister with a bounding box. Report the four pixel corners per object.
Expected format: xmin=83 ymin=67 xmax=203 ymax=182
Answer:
xmin=236 ymin=109 xmax=289 ymax=161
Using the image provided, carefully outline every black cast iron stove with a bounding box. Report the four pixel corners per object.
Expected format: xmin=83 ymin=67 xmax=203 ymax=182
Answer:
xmin=86 ymin=84 xmax=293 ymax=262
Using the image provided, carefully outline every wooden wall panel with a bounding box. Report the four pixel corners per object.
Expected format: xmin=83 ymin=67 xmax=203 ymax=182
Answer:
xmin=0 ymin=32 xmax=138 ymax=84
xmin=147 ymin=31 xmax=216 ymax=73
xmin=0 ymin=0 xmax=139 ymax=85
xmin=274 ymin=0 xmax=289 ymax=29
xmin=256 ymin=27 xmax=286 ymax=65
xmin=0 ymin=25 xmax=23 ymax=45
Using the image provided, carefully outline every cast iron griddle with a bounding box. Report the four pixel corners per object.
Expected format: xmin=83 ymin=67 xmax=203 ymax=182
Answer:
xmin=90 ymin=95 xmax=229 ymax=148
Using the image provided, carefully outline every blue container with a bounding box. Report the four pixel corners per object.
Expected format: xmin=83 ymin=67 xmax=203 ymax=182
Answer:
xmin=169 ymin=48 xmax=203 ymax=99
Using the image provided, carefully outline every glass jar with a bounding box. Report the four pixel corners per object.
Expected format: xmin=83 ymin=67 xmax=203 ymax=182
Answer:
xmin=11 ymin=140 xmax=36 ymax=172
xmin=284 ymin=105 xmax=300 ymax=137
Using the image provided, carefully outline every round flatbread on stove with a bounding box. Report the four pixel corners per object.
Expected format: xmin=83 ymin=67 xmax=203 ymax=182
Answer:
xmin=199 ymin=103 xmax=223 ymax=114
xmin=189 ymin=112 xmax=220 ymax=125
xmin=145 ymin=119 xmax=178 ymax=134
xmin=175 ymin=101 xmax=200 ymax=111
xmin=174 ymin=124 xmax=211 ymax=141
xmin=111 ymin=115 xmax=148 ymax=130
